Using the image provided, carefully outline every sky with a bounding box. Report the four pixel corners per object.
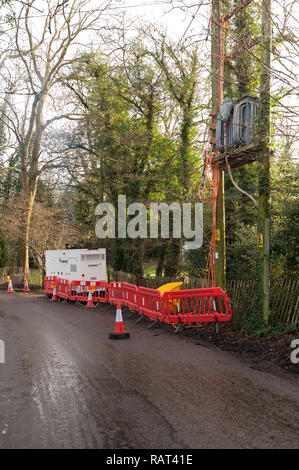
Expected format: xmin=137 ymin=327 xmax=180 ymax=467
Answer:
xmin=122 ymin=0 xmax=207 ymax=35
xmin=0 ymin=1 xmax=209 ymax=47
xmin=0 ymin=0 xmax=297 ymax=157
xmin=118 ymin=0 xmax=210 ymax=46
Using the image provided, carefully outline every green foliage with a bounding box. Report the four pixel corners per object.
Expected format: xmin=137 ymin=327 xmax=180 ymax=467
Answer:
xmin=226 ymin=223 xmax=257 ymax=279
xmin=225 ymin=163 xmax=258 ymax=280
xmin=164 ymin=238 xmax=182 ymax=278
xmin=241 ymin=319 xmax=298 ymax=337
xmin=271 ymin=158 xmax=299 ymax=279
xmin=67 ymin=37 xmax=202 ymax=277
xmin=0 ymin=228 xmax=9 ymax=267
xmin=183 ymin=245 xmax=208 ymax=279
xmin=0 ymin=153 xmax=22 ymax=202
xmin=224 ymin=0 xmax=261 ymax=99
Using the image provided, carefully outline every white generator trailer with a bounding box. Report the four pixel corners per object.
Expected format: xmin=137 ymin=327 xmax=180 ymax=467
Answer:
xmin=45 ymin=248 xmax=107 ymax=282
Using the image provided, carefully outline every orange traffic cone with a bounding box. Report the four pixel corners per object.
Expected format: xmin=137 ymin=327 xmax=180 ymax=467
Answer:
xmin=52 ymin=286 xmax=58 ymax=301
xmin=109 ymin=303 xmax=130 ymax=339
xmin=7 ymin=276 xmax=13 ymax=293
xmin=86 ymin=290 xmax=94 ymax=308
xmin=23 ymin=274 xmax=30 ymax=291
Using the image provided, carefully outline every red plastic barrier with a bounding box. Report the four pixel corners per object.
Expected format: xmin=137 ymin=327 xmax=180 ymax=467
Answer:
xmin=44 ymin=275 xmax=232 ymax=329
xmin=44 ymin=276 xmax=57 ymax=295
xmin=162 ymin=287 xmax=232 ymax=325
xmin=122 ymin=283 xmax=138 ymax=311
xmin=69 ymin=280 xmax=108 ymax=303
xmin=137 ymin=286 xmax=164 ymax=322
xmin=92 ymin=282 xmax=108 ymax=303
xmin=109 ymin=282 xmax=125 ymax=306
xmin=57 ymin=278 xmax=70 ymax=299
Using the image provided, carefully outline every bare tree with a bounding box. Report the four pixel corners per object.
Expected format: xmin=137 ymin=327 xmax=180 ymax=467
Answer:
xmin=1 ymin=0 xmax=114 ymax=273
xmin=1 ymin=195 xmax=82 ymax=277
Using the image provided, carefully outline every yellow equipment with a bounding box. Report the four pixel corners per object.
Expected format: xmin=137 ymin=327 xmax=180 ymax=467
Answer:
xmin=157 ymin=282 xmax=182 ymax=314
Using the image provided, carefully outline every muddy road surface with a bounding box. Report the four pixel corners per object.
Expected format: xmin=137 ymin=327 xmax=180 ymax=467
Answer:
xmin=0 ymin=291 xmax=298 ymax=449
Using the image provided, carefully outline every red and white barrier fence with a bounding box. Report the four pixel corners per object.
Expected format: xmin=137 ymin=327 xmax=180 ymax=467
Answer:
xmin=122 ymin=282 xmax=139 ymax=312
xmin=109 ymin=282 xmax=125 ymax=306
xmin=137 ymin=286 xmax=164 ymax=322
xmin=57 ymin=278 xmax=70 ymax=300
xmin=93 ymin=283 xmax=109 ymax=303
xmin=44 ymin=276 xmax=57 ymax=295
xmin=69 ymin=280 xmax=109 ymax=302
xmin=44 ymin=277 xmax=232 ymax=325
xmin=107 ymin=284 xmax=232 ymax=326
xmin=162 ymin=287 xmax=232 ymax=326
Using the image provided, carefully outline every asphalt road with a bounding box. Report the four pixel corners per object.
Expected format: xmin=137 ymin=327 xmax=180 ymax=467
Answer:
xmin=0 ymin=290 xmax=298 ymax=449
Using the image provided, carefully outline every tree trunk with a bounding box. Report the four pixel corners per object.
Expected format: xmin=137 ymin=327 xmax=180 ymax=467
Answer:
xmin=212 ymin=0 xmax=226 ymax=289
xmin=164 ymin=238 xmax=182 ymax=278
xmin=156 ymin=243 xmax=167 ymax=277
xmin=129 ymin=238 xmax=144 ymax=279
xmin=254 ymin=0 xmax=272 ymax=323
xmin=19 ymin=189 xmax=36 ymax=275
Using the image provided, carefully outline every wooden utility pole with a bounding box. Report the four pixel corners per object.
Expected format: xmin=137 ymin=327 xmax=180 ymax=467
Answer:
xmin=210 ymin=0 xmax=259 ymax=290
xmin=256 ymin=0 xmax=272 ymax=321
xmin=211 ymin=0 xmax=226 ymax=289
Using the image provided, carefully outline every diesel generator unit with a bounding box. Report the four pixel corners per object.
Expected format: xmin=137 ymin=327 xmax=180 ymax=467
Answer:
xmin=45 ymin=248 xmax=107 ymax=282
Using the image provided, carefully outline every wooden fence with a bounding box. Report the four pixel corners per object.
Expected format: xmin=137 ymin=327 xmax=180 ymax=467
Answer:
xmin=270 ymin=279 xmax=299 ymax=326
xmin=226 ymin=279 xmax=299 ymax=326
